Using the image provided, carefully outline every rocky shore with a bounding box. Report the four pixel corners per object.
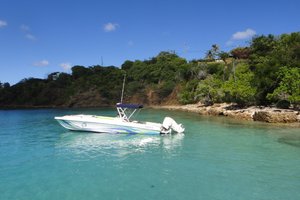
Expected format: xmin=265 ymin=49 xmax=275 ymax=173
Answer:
xmin=156 ymin=103 xmax=300 ymax=126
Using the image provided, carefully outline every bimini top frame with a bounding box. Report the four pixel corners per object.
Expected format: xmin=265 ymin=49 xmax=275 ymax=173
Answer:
xmin=116 ymin=103 xmax=143 ymax=121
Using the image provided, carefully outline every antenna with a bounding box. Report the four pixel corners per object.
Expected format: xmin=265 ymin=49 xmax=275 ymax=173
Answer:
xmin=120 ymin=74 xmax=126 ymax=103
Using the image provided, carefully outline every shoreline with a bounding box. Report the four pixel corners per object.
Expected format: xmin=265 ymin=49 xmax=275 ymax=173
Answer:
xmin=1 ymin=103 xmax=300 ymax=127
xmin=152 ymin=103 xmax=300 ymax=127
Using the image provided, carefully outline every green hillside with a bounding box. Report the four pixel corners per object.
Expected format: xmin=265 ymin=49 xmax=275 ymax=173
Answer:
xmin=1 ymin=32 xmax=299 ymax=109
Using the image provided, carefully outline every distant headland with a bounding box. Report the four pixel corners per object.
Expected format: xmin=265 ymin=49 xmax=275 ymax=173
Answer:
xmin=0 ymin=32 xmax=299 ymax=124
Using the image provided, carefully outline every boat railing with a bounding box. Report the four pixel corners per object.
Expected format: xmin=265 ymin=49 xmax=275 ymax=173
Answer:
xmin=116 ymin=103 xmax=143 ymax=122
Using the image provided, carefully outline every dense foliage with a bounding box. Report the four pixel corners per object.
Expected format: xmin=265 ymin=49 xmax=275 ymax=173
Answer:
xmin=0 ymin=32 xmax=299 ymax=108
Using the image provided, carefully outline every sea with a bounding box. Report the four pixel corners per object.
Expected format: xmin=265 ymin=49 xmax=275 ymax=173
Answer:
xmin=0 ymin=108 xmax=299 ymax=200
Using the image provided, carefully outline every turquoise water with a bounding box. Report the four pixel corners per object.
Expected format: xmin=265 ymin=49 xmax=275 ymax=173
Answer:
xmin=0 ymin=108 xmax=299 ymax=200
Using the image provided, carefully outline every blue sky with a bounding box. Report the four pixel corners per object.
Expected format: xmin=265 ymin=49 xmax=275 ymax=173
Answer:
xmin=0 ymin=0 xmax=299 ymax=85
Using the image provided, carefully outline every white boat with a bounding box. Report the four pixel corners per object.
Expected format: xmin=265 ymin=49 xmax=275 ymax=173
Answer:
xmin=55 ymin=103 xmax=184 ymax=135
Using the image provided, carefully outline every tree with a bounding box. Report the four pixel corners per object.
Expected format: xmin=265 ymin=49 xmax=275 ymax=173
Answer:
xmin=231 ymin=47 xmax=251 ymax=59
xmin=218 ymin=51 xmax=230 ymax=81
xmin=205 ymin=50 xmax=214 ymax=60
xmin=250 ymin=32 xmax=300 ymax=105
xmin=47 ymin=72 xmax=61 ymax=80
xmin=218 ymin=51 xmax=230 ymax=64
xmin=3 ymin=82 xmax=10 ymax=89
xmin=121 ymin=60 xmax=134 ymax=71
xmin=250 ymin=34 xmax=277 ymax=57
xmin=71 ymin=65 xmax=89 ymax=79
xmin=205 ymin=44 xmax=220 ymax=60
xmin=211 ymin=44 xmax=220 ymax=59
xmin=178 ymin=80 xmax=198 ymax=104
xmin=267 ymin=67 xmax=300 ymax=108
xmin=157 ymin=81 xmax=176 ymax=99
xmin=223 ymin=64 xmax=256 ymax=106
xmin=195 ymin=75 xmax=224 ymax=105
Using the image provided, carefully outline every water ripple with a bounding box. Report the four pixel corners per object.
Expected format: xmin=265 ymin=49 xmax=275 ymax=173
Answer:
xmin=55 ymin=132 xmax=184 ymax=161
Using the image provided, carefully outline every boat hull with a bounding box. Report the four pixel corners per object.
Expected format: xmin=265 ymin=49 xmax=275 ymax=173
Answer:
xmin=55 ymin=115 xmax=162 ymax=135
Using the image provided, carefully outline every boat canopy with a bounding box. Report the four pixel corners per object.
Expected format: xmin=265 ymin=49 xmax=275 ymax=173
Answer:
xmin=116 ymin=103 xmax=143 ymax=109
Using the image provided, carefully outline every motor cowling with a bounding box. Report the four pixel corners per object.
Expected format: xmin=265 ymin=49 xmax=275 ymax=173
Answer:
xmin=161 ymin=117 xmax=185 ymax=134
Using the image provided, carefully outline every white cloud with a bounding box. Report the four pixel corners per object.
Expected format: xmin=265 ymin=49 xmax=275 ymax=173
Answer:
xmin=25 ymin=33 xmax=36 ymax=41
xmin=103 ymin=22 xmax=119 ymax=32
xmin=226 ymin=28 xmax=256 ymax=46
xmin=34 ymin=60 xmax=49 ymax=67
xmin=0 ymin=20 xmax=7 ymax=28
xmin=232 ymin=28 xmax=256 ymax=40
xmin=20 ymin=24 xmax=37 ymax=41
xmin=60 ymin=62 xmax=72 ymax=71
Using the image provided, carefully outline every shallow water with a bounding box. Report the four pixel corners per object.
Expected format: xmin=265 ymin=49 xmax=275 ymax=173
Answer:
xmin=0 ymin=108 xmax=299 ymax=200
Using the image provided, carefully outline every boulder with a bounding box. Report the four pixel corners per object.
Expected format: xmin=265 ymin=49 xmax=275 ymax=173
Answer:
xmin=253 ymin=111 xmax=298 ymax=123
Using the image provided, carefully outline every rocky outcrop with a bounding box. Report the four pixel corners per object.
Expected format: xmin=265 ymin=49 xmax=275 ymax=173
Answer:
xmin=223 ymin=109 xmax=254 ymax=121
xmin=253 ymin=110 xmax=299 ymax=123
xmin=156 ymin=103 xmax=300 ymax=125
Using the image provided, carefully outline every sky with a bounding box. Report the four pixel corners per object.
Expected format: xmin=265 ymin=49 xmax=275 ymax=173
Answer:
xmin=0 ymin=0 xmax=299 ymax=85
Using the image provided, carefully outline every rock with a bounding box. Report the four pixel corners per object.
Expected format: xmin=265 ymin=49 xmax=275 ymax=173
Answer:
xmin=223 ymin=110 xmax=253 ymax=121
xmin=158 ymin=103 xmax=300 ymax=125
xmin=207 ymin=107 xmax=224 ymax=116
xmin=253 ymin=111 xmax=298 ymax=123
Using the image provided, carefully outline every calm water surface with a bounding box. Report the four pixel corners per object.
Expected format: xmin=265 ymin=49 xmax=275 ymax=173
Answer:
xmin=0 ymin=108 xmax=299 ymax=200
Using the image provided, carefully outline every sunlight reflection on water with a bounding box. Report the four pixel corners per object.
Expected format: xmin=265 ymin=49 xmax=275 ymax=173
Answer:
xmin=55 ymin=132 xmax=184 ymax=160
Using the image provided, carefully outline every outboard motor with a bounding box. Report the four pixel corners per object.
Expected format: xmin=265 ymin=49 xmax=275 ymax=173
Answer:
xmin=161 ymin=117 xmax=185 ymax=134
